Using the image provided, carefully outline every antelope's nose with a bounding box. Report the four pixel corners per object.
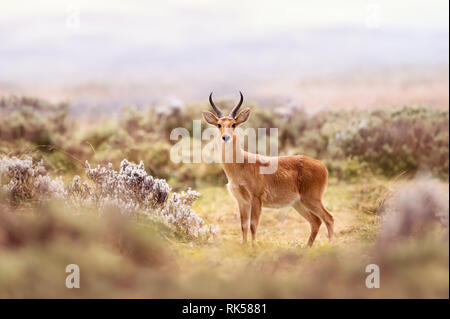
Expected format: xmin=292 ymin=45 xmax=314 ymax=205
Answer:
xmin=222 ymin=135 xmax=230 ymax=142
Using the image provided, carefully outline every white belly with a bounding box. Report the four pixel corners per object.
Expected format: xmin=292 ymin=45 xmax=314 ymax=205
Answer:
xmin=262 ymin=195 xmax=301 ymax=208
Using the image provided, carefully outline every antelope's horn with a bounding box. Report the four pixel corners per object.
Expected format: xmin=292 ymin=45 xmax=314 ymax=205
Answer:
xmin=229 ymin=91 xmax=244 ymax=118
xmin=209 ymin=92 xmax=223 ymax=118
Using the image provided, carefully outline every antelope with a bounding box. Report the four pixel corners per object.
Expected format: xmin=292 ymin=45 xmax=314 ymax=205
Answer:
xmin=202 ymin=92 xmax=334 ymax=247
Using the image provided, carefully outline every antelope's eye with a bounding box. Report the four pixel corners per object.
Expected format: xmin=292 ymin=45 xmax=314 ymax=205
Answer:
xmin=217 ymin=124 xmax=222 ymax=128
xmin=232 ymin=123 xmax=236 ymax=128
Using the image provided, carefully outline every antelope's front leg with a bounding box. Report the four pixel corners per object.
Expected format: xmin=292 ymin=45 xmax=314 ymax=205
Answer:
xmin=238 ymin=201 xmax=250 ymax=244
xmin=250 ymin=197 xmax=262 ymax=244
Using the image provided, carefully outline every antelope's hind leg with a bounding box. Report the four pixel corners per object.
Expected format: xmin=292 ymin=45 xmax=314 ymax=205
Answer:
xmin=293 ymin=201 xmax=322 ymax=247
xmin=300 ymin=198 xmax=334 ymax=242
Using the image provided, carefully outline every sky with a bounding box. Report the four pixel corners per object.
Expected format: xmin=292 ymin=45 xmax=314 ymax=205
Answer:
xmin=1 ymin=0 xmax=448 ymax=28
xmin=0 ymin=0 xmax=448 ymax=104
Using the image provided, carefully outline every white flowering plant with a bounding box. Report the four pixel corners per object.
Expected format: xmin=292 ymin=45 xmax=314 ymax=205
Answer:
xmin=0 ymin=156 xmax=64 ymax=202
xmin=0 ymin=156 xmax=216 ymax=240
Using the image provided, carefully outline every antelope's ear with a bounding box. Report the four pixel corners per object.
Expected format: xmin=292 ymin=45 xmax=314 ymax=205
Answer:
xmin=202 ymin=111 xmax=219 ymax=126
xmin=235 ymin=108 xmax=251 ymax=125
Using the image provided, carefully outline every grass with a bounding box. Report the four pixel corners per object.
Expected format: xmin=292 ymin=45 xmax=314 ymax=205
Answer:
xmin=158 ymin=177 xmax=447 ymax=298
xmin=192 ymin=179 xmax=382 ymax=247
xmin=170 ymin=179 xmax=383 ymax=292
xmin=0 ymin=96 xmax=448 ymax=298
xmin=0 ymin=166 xmax=448 ymax=298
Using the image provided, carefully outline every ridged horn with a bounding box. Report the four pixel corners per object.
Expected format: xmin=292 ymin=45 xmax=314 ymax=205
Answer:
xmin=209 ymin=92 xmax=223 ymax=118
xmin=229 ymin=91 xmax=244 ymax=118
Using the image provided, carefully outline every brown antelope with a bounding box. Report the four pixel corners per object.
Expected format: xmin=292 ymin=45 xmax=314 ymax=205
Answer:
xmin=202 ymin=92 xmax=334 ymax=247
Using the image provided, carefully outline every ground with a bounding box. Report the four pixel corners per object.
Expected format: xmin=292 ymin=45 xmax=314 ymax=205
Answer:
xmin=157 ymin=177 xmax=447 ymax=298
xmin=170 ymin=179 xmax=384 ymax=295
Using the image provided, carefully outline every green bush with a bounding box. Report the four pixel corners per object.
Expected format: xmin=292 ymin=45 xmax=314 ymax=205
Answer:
xmin=1 ymin=96 xmax=448 ymax=184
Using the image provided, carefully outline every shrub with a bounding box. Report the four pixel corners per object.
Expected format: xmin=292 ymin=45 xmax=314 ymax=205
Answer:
xmin=0 ymin=156 xmax=216 ymax=241
xmin=84 ymin=159 xmax=170 ymax=211
xmin=334 ymin=107 xmax=449 ymax=178
xmin=1 ymin=96 xmax=448 ymax=183
xmin=377 ymin=176 xmax=449 ymax=248
xmin=0 ymin=202 xmax=177 ymax=298
xmin=0 ymin=95 xmax=68 ymax=144
xmin=0 ymin=156 xmax=64 ymax=203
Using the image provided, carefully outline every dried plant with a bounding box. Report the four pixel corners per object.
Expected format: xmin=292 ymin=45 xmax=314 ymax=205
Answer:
xmin=84 ymin=159 xmax=170 ymax=211
xmin=0 ymin=156 xmax=216 ymax=240
xmin=83 ymin=160 xmax=216 ymax=239
xmin=0 ymin=156 xmax=63 ymax=202
xmin=159 ymin=188 xmax=217 ymax=240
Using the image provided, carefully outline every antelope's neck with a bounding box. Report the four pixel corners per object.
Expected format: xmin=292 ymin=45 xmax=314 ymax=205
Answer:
xmin=220 ymin=139 xmax=250 ymax=183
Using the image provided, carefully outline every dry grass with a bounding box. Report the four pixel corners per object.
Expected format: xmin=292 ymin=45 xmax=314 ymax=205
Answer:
xmin=0 ymin=175 xmax=448 ymax=298
xmin=167 ymin=178 xmax=447 ymax=298
xmin=0 ymin=95 xmax=448 ymax=298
